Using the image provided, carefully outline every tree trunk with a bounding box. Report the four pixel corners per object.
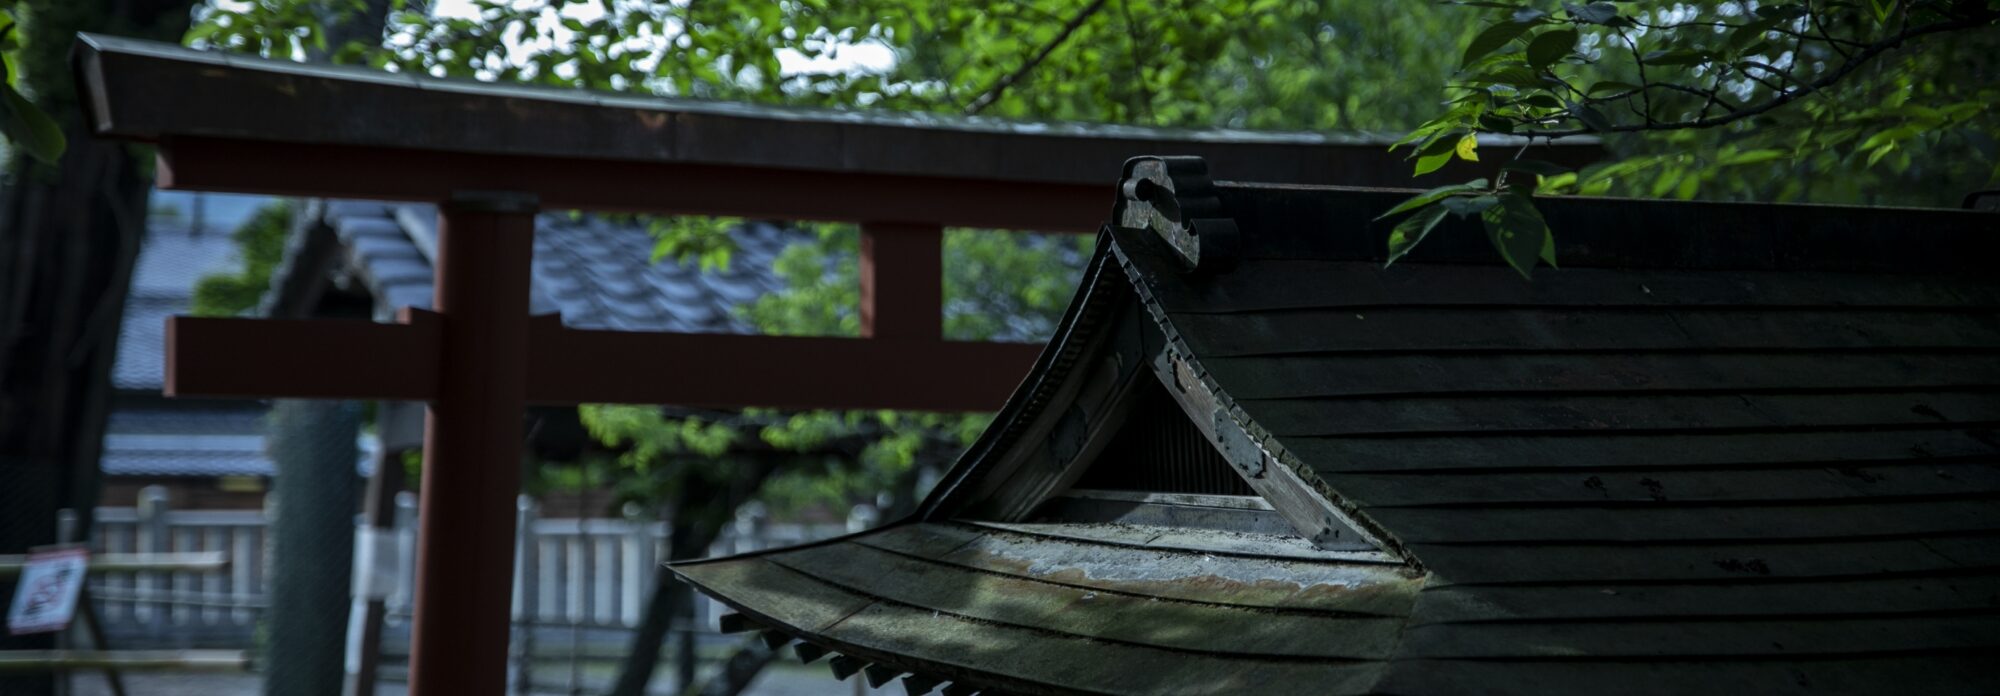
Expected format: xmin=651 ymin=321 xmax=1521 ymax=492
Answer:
xmin=0 ymin=3 xmax=191 ymax=694
xmin=688 ymin=637 xmax=778 ymax=696
xmin=607 ymin=455 xmax=782 ymax=696
xmin=262 ymin=400 xmax=361 ymax=696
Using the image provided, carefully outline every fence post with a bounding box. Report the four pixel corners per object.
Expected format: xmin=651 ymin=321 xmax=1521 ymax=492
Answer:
xmin=390 ymin=492 xmax=417 ymax=616
xmin=511 ymin=496 xmax=538 ymax=696
xmin=622 ymin=503 xmax=652 ymax=629
xmin=137 ymin=485 xmax=171 ymax=637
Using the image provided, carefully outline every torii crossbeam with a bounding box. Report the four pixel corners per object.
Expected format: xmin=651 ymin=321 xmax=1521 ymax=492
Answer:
xmin=73 ymin=34 xmax=1600 ymax=693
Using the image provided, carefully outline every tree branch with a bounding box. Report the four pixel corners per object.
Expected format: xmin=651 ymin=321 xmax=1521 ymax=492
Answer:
xmin=1518 ymin=12 xmax=1995 ymax=138
xmin=963 ymin=0 xmax=1109 ymax=115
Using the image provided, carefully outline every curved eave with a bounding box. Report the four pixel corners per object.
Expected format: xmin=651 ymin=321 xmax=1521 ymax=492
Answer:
xmin=670 ymin=521 xmax=1420 ymax=696
xmin=918 ymin=234 xmax=1129 ymax=519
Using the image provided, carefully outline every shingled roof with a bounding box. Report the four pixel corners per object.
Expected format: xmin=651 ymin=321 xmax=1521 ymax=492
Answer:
xmin=297 ymin=200 xmax=802 ymax=331
xmin=672 ymin=157 xmax=2000 ymax=695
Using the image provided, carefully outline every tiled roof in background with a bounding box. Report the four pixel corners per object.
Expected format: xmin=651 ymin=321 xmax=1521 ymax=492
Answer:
xmin=319 ymin=201 xmax=802 ymax=332
xmin=101 ymin=408 xmax=274 ymax=477
xmin=113 ymin=222 xmax=242 ymax=390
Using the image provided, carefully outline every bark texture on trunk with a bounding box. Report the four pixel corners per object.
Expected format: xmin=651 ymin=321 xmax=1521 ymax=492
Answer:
xmin=0 ymin=4 xmax=191 ymax=694
xmin=262 ymin=400 xmax=360 ymax=696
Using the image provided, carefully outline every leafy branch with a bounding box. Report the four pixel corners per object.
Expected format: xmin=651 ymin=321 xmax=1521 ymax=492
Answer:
xmin=963 ymin=0 xmax=1109 ymax=114
xmin=1382 ymin=0 xmax=2000 ymax=278
xmin=0 ymin=4 xmax=65 ymax=165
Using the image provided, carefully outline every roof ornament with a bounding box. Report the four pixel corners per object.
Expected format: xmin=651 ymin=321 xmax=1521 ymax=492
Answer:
xmin=1115 ymin=156 xmax=1240 ymax=274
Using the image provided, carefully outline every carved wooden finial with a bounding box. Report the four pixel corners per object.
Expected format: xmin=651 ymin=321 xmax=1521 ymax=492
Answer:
xmin=1114 ymin=156 xmax=1239 ymax=274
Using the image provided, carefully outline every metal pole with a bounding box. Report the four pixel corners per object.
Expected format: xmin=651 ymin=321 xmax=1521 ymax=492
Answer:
xmin=407 ymin=192 xmax=537 ymax=695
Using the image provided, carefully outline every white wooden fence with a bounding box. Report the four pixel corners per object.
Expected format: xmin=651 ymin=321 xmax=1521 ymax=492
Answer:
xmin=84 ymin=485 xmax=859 ymax=648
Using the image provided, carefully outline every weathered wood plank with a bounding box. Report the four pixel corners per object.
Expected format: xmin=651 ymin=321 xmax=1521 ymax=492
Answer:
xmin=1373 ymin=655 xmax=1995 ymax=696
xmin=1409 ymin=573 xmax=2000 ymax=623
xmin=670 ymin=558 xmax=876 ymax=634
xmin=768 ymin=542 xmax=1405 ymax=659
xmin=1241 ymin=391 xmax=2000 ymax=438
xmin=963 ymin=520 xmax=1388 ymax=561
xmin=1367 ymin=499 xmax=2000 ymax=544
xmin=1215 ymin=183 xmax=2000 ymax=273
xmin=854 ymin=523 xmax=1421 ymax=616
xmin=1317 ymin=461 xmax=2000 ymax=507
xmin=1393 ymin=614 xmax=2000 ymax=658
xmin=1405 ymin=536 xmax=1998 ymax=585
xmin=1169 ymin=307 xmax=2000 ymax=358
xmin=1136 ymin=260 xmax=2000 ymax=314
xmin=1202 ymin=352 xmax=2000 ymax=400
xmin=818 ymin=600 xmax=1387 ymax=696
xmin=1287 ymin=429 xmax=2000 ymax=474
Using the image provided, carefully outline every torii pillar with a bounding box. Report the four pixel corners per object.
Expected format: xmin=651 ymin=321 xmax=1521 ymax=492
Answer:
xmin=408 ymin=193 xmax=535 ymax=690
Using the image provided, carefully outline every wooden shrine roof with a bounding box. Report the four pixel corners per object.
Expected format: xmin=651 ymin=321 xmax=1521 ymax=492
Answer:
xmin=674 ymin=159 xmax=2000 ymax=695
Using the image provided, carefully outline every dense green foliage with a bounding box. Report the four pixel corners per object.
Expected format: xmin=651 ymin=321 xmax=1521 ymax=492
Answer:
xmin=1383 ymin=0 xmax=1999 ymax=277
xmin=191 ymin=202 xmax=293 ymax=317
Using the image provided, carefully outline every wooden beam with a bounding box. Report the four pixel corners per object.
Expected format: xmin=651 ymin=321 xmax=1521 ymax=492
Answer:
xmin=164 ymin=312 xmax=439 ymax=401
xmin=165 ymin=315 xmax=1040 ymax=412
xmin=0 ymin=650 xmax=249 ymax=672
xmin=77 ymin=34 xmax=1603 ymax=194
xmin=0 ymin=552 xmax=227 ymax=577
xmin=158 ymin=137 xmax=1107 ymax=233
xmin=860 ymin=223 xmax=944 ymax=340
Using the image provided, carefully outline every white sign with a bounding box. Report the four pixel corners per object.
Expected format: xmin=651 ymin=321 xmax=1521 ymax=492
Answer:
xmin=7 ymin=546 xmax=88 ymax=635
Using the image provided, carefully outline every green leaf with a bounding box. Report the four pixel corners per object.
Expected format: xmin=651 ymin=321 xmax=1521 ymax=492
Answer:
xmin=1375 ymin=178 xmax=1490 ymax=220
xmin=1480 ymin=192 xmax=1551 ymax=279
xmin=1562 ymin=1 xmax=1618 ymax=25
xmin=1471 ymin=65 xmax=1546 ymax=89
xmin=1520 ymin=94 xmax=1564 ymax=109
xmin=1867 ymin=142 xmax=1897 ymax=167
xmin=1857 ymin=126 xmax=1919 ymax=152
xmin=1538 ymin=171 xmax=1578 ymax=192
xmin=1385 ymin=204 xmax=1450 ymax=267
xmin=1391 ymin=120 xmax=1451 ymax=150
xmin=1414 ymin=150 xmax=1454 ymax=176
xmin=1539 ymin=226 xmax=1559 ymax=268
xmin=1511 ymin=8 xmax=1550 ymax=23
xmin=1716 ymin=148 xmax=1788 ymax=166
xmin=1585 ymin=81 xmax=1639 ymax=96
xmin=1461 ymin=20 xmax=1536 ymax=67
xmin=1868 ymin=0 xmax=1895 ymax=24
xmin=1441 ymin=194 xmax=1499 ymax=218
xmin=1525 ymin=29 xmax=1578 ymax=70
xmin=1570 ymin=103 xmax=1612 ymax=131
xmin=0 ymin=85 xmax=65 ymax=165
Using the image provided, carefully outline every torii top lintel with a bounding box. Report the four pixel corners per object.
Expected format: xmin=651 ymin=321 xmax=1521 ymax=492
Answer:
xmin=73 ymin=33 xmax=1600 ymax=230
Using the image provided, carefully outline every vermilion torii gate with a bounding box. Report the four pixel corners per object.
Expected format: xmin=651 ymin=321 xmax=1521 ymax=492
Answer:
xmin=73 ymin=34 xmax=1598 ymax=692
